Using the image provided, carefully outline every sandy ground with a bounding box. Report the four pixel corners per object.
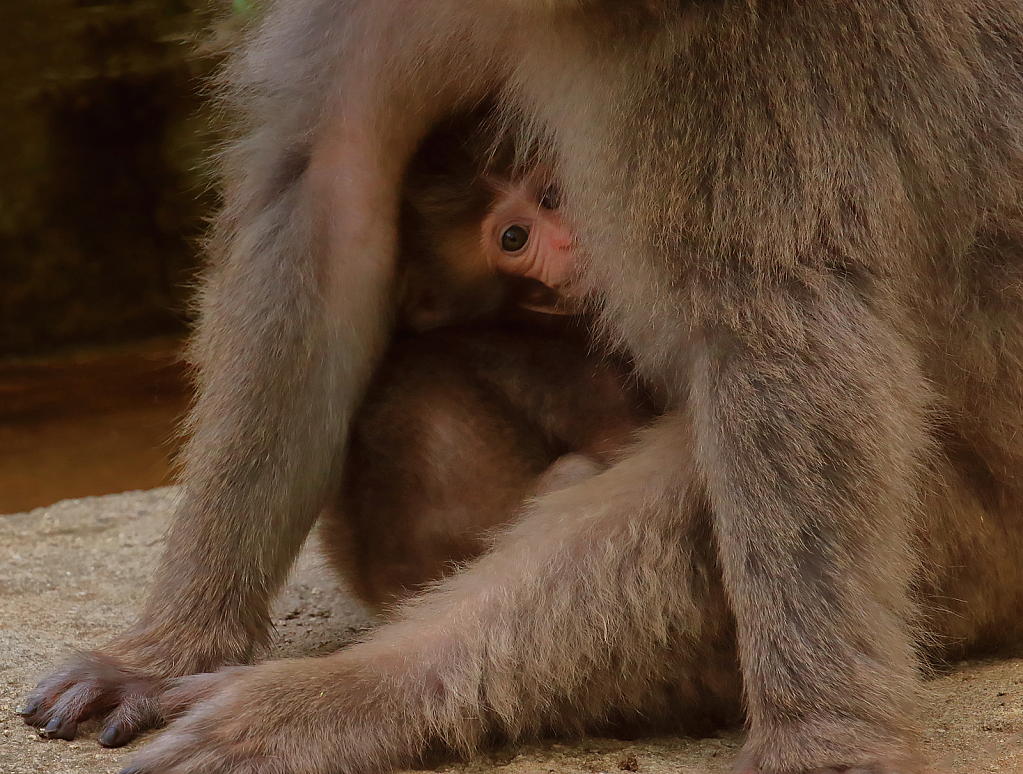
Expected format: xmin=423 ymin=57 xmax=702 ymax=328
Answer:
xmin=2 ymin=489 xmax=1023 ymax=774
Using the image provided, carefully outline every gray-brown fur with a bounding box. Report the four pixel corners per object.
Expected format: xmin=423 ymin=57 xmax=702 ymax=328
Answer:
xmin=21 ymin=1 xmax=1023 ymax=773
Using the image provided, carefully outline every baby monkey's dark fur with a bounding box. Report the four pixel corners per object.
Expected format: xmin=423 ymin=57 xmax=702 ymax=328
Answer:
xmin=22 ymin=2 xmax=1023 ymax=773
xmin=331 ymin=322 xmax=650 ymax=609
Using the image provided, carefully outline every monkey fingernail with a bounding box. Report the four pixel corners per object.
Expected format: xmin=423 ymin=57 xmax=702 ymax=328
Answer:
xmin=17 ymin=702 xmax=38 ymax=717
xmin=99 ymin=724 xmax=133 ymax=748
xmin=41 ymin=717 xmax=77 ymax=740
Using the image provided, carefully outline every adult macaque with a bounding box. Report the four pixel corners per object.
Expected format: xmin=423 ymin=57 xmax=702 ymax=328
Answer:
xmin=329 ymin=322 xmax=650 ymax=609
xmin=22 ymin=3 xmax=1023 ymax=774
xmin=397 ymin=110 xmax=576 ymax=331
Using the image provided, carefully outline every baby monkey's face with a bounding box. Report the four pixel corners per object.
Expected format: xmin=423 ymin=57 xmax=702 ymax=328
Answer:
xmin=481 ymin=177 xmax=578 ymax=299
xmin=398 ymin=169 xmax=581 ymax=332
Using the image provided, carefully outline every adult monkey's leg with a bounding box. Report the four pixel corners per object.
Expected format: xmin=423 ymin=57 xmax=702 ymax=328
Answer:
xmin=691 ymin=281 xmax=931 ymax=774
xmin=21 ymin=0 xmax=508 ymax=746
xmin=117 ymin=417 xmax=741 ymax=774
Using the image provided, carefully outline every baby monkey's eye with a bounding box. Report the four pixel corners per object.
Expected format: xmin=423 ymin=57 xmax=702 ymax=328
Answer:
xmin=500 ymin=225 xmax=530 ymax=253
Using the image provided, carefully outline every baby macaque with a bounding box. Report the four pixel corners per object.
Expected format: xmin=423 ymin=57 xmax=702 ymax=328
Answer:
xmin=327 ymin=322 xmax=652 ymax=609
xmin=333 ymin=115 xmax=650 ymax=609
xmin=396 ymin=111 xmax=578 ymax=331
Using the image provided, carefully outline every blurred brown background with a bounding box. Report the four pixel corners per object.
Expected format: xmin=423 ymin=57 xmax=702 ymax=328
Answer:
xmin=0 ymin=1 xmax=229 ymax=513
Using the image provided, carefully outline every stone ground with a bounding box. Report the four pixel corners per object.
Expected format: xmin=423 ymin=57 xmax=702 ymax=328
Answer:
xmin=2 ymin=489 xmax=1023 ymax=774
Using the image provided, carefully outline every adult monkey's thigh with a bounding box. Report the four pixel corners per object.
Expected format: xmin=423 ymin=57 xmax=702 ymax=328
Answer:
xmin=20 ymin=0 xmax=510 ymax=747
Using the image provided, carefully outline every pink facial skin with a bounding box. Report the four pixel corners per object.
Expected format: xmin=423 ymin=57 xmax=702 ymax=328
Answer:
xmin=481 ymin=178 xmax=578 ymax=296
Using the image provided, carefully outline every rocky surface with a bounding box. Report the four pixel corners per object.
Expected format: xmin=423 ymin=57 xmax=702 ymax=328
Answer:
xmin=2 ymin=489 xmax=1022 ymax=773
